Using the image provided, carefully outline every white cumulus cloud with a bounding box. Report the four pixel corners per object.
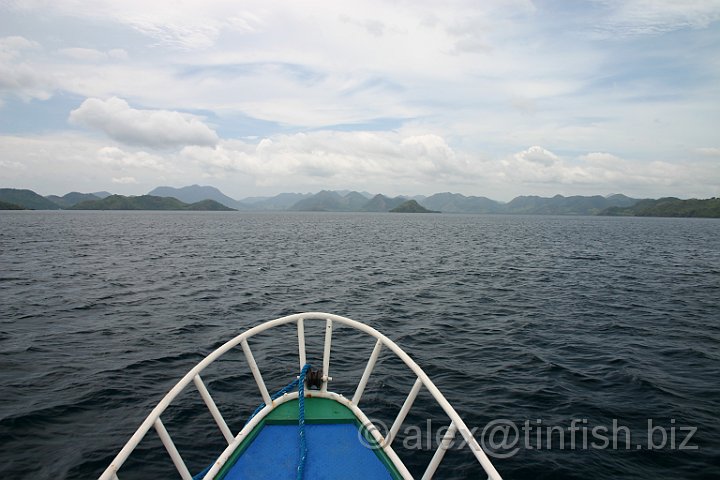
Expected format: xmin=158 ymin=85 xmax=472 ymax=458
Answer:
xmin=97 ymin=146 xmax=167 ymax=170
xmin=58 ymin=47 xmax=128 ymax=62
xmin=111 ymin=176 xmax=138 ymax=184
xmin=0 ymin=159 xmax=25 ymax=170
xmin=513 ymin=146 xmax=559 ymax=166
xmin=695 ymin=147 xmax=720 ymax=157
xmin=597 ymin=0 xmax=720 ymax=37
xmin=0 ymin=35 xmax=54 ymax=101
xmin=69 ymin=97 xmax=219 ymax=148
xmin=180 ymin=130 xmax=473 ymax=188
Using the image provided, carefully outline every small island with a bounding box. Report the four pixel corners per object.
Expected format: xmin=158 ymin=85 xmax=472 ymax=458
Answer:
xmin=389 ymin=200 xmax=439 ymax=213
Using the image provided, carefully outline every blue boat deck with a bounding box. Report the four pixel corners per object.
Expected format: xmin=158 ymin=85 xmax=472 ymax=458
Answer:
xmin=214 ymin=397 xmax=402 ymax=480
xmin=222 ymin=423 xmax=393 ymax=479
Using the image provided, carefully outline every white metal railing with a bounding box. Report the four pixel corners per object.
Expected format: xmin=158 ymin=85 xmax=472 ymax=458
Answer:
xmin=98 ymin=312 xmax=503 ymax=480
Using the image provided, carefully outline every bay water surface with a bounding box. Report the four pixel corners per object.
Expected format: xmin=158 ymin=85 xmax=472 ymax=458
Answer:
xmin=1 ymin=211 xmax=719 ymax=479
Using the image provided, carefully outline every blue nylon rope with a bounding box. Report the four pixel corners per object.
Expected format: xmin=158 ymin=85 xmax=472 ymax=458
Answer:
xmin=194 ymin=364 xmax=313 ymax=480
xmin=296 ymin=364 xmax=310 ymax=480
xmin=247 ymin=365 xmax=309 ymax=422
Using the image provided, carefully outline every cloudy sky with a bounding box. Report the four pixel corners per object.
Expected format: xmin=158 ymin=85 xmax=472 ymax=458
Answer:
xmin=1 ymin=0 xmax=719 ymax=200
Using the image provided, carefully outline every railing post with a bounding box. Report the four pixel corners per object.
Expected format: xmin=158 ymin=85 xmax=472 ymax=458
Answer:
xmin=321 ymin=318 xmax=332 ymax=393
xmin=421 ymin=422 xmax=457 ymax=480
xmin=352 ymin=339 xmax=383 ymax=406
xmin=153 ymin=418 xmax=193 ymax=480
xmin=241 ymin=339 xmax=272 ymax=406
xmin=297 ymin=317 xmax=307 ymax=370
xmin=387 ymin=377 xmax=423 ymax=446
xmin=193 ymin=374 xmax=234 ymax=444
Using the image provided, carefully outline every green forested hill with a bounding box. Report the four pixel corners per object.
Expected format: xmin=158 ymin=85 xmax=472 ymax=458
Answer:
xmin=0 ymin=200 xmax=26 ymax=210
xmin=390 ymin=200 xmax=439 ymax=213
xmin=70 ymin=195 xmax=236 ymax=211
xmin=0 ymin=188 xmax=61 ymax=210
xmin=600 ymin=197 xmax=720 ymax=218
xmin=46 ymin=192 xmax=101 ymax=208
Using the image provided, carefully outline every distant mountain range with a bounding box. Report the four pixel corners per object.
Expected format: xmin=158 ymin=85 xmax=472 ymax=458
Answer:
xmin=0 ymin=188 xmax=234 ymax=211
xmin=421 ymin=192 xmax=503 ymax=213
xmin=71 ymin=194 xmax=235 ymax=211
xmin=242 ymin=192 xmax=313 ymax=210
xmin=1 ymin=185 xmax=718 ymax=217
xmin=288 ymin=190 xmax=369 ymax=211
xmin=45 ymin=192 xmax=102 ymax=208
xmin=149 ymin=185 xmax=251 ymax=210
xmin=504 ymin=193 xmax=638 ymax=215
xmin=361 ymin=194 xmax=407 ymax=212
xmin=283 ymin=190 xmax=642 ymax=215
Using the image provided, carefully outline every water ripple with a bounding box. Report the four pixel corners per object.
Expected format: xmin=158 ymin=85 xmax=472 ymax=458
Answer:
xmin=0 ymin=211 xmax=718 ymax=479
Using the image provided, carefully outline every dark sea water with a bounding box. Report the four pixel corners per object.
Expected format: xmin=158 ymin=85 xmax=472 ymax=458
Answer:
xmin=1 ymin=211 xmax=719 ymax=480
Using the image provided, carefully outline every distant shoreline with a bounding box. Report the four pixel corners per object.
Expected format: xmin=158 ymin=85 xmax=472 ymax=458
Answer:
xmin=1 ymin=187 xmax=718 ymax=218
